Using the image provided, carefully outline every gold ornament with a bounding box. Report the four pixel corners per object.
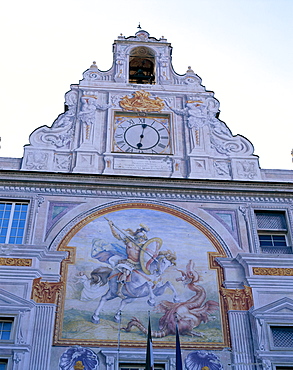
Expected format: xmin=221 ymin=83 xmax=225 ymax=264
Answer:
xmin=253 ymin=267 xmax=293 ymax=276
xmin=31 ymin=277 xmax=63 ymax=304
xmin=119 ymin=90 xmax=165 ymax=112
xmin=0 ymin=257 xmax=32 ymax=266
xmin=74 ymin=361 xmax=85 ymax=370
xmin=220 ymin=286 xmax=253 ymax=311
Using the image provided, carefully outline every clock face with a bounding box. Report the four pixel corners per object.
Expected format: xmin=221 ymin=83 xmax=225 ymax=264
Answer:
xmin=113 ymin=113 xmax=172 ymax=154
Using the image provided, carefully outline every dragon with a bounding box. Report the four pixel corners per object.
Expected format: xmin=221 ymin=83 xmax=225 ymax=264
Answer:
xmin=123 ymin=259 xmax=219 ymax=337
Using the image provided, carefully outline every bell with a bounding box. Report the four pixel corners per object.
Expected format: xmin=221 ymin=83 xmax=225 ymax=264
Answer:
xmin=132 ymin=68 xmax=154 ymax=84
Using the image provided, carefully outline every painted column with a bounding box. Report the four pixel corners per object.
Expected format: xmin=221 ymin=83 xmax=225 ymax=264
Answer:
xmin=29 ymin=304 xmax=56 ymax=370
xmin=228 ymin=311 xmax=256 ymax=370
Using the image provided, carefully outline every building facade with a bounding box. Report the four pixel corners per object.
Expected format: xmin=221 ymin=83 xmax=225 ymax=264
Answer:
xmin=0 ymin=30 xmax=293 ymax=370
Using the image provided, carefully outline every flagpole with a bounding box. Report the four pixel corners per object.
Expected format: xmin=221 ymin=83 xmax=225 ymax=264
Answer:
xmin=117 ymin=311 xmax=121 ymax=370
xmin=175 ymin=313 xmax=183 ymax=370
xmin=146 ymin=311 xmax=154 ymax=370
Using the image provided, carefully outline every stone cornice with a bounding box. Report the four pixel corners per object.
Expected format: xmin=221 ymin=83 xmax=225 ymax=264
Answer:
xmin=0 ymin=171 xmax=293 ymax=201
xmin=0 ymin=244 xmax=68 ymax=261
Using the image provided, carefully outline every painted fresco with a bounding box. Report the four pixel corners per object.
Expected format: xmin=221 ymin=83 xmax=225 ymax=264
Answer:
xmin=57 ymin=205 xmax=227 ymax=348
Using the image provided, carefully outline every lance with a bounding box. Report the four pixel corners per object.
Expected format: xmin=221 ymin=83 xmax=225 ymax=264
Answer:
xmin=104 ymin=217 xmax=158 ymax=262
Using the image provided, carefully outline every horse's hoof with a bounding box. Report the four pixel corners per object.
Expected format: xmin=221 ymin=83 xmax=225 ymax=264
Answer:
xmin=91 ymin=315 xmax=100 ymax=324
xmin=147 ymin=299 xmax=155 ymax=307
xmin=173 ymin=297 xmax=180 ymax=303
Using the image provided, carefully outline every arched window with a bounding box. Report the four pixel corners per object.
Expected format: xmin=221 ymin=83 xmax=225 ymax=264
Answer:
xmin=129 ymin=47 xmax=155 ymax=84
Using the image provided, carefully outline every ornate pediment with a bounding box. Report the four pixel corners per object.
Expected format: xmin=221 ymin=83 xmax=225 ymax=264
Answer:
xmin=19 ymin=30 xmax=261 ymax=180
xmin=0 ymin=288 xmax=34 ymax=311
xmin=251 ymin=297 xmax=293 ymax=318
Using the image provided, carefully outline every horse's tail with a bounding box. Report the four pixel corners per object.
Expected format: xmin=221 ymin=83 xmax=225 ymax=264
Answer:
xmin=90 ymin=266 xmax=112 ymax=286
xmin=122 ymin=317 xmax=169 ymax=338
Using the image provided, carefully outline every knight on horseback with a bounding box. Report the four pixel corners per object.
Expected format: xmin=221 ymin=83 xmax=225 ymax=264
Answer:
xmin=107 ymin=219 xmax=158 ymax=299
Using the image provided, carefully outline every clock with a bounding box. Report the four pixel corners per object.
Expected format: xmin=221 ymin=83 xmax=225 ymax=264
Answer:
xmin=113 ymin=112 xmax=172 ymax=154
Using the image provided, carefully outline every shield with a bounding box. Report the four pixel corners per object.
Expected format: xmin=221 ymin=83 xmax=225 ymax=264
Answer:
xmin=139 ymin=237 xmax=163 ymax=275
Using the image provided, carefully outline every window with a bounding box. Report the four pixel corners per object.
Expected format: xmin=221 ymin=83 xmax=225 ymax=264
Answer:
xmin=0 ymin=202 xmax=28 ymax=244
xmin=271 ymin=326 xmax=293 ymax=348
xmin=129 ymin=47 xmax=155 ymax=84
xmin=0 ymin=318 xmax=14 ymax=340
xmin=255 ymin=211 xmax=291 ymax=254
xmin=0 ymin=360 xmax=8 ymax=370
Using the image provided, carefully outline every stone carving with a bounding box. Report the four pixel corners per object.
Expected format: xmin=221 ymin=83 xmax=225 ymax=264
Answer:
xmin=25 ymin=152 xmax=48 ymax=170
xmin=55 ymin=154 xmax=72 ymax=171
xmin=236 ymin=160 xmax=257 ymax=179
xmin=59 ymin=346 xmax=99 ymax=370
xmin=114 ymin=51 xmax=127 ymax=82
xmin=220 ymin=286 xmax=253 ymax=311
xmin=262 ymin=359 xmax=272 ymax=370
xmin=31 ymin=277 xmax=63 ymax=304
xmin=135 ymin=30 xmax=149 ymax=41
xmin=36 ymin=195 xmax=45 ymax=209
xmin=12 ymin=351 xmax=22 ymax=365
xmin=253 ymin=267 xmax=293 ymax=276
xmin=119 ymin=90 xmax=165 ymax=112
xmin=165 ymin=97 xmax=206 ymax=150
xmin=158 ymin=53 xmax=171 ymax=83
xmin=206 ymin=98 xmax=243 ymax=156
xmin=0 ymin=257 xmax=32 ymax=266
xmin=185 ymin=350 xmax=223 ymax=370
xmin=16 ymin=311 xmax=25 ymax=344
xmin=83 ymin=62 xmax=102 ymax=81
xmin=166 ymin=94 xmax=254 ymax=158
xmin=214 ymin=160 xmax=231 ymax=177
xmin=79 ymin=94 xmax=112 ymax=144
xmin=166 ymin=97 xmax=206 ymax=129
xmin=208 ymin=113 xmax=253 ymax=156
xmin=29 ymin=90 xmax=78 ymax=149
xmin=183 ymin=66 xmax=204 ymax=88
xmin=113 ymin=157 xmax=172 ymax=172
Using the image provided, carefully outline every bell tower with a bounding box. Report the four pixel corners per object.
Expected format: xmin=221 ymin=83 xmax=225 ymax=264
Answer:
xmin=21 ymin=30 xmax=261 ymax=181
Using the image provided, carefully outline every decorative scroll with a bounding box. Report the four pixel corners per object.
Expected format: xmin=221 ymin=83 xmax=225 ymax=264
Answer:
xmin=119 ymin=90 xmax=164 ymax=112
xmin=253 ymin=267 xmax=293 ymax=276
xmin=31 ymin=277 xmax=63 ymax=304
xmin=0 ymin=257 xmax=32 ymax=266
xmin=29 ymin=90 xmax=78 ymax=149
xmin=220 ymin=286 xmax=253 ymax=311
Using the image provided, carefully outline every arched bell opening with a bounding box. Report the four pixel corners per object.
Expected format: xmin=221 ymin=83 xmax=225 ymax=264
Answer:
xmin=129 ymin=46 xmax=155 ymax=84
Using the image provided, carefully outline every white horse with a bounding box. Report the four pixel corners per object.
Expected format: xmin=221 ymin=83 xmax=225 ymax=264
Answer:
xmin=91 ymin=250 xmax=179 ymax=324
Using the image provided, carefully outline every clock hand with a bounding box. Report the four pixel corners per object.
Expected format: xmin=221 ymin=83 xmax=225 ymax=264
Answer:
xmin=137 ymin=124 xmax=147 ymax=149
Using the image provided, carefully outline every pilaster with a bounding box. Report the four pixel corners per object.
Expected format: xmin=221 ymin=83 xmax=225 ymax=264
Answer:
xmin=228 ymin=311 xmax=256 ymax=370
xmin=29 ymin=305 xmax=56 ymax=370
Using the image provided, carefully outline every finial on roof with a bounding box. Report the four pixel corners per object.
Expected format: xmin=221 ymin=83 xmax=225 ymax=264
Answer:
xmin=90 ymin=61 xmax=98 ymax=69
xmin=137 ymin=22 xmax=141 ymax=29
xmin=186 ymin=66 xmax=194 ymax=73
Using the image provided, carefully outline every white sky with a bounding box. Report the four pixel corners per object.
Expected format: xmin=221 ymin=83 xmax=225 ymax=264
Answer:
xmin=0 ymin=0 xmax=292 ymax=170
